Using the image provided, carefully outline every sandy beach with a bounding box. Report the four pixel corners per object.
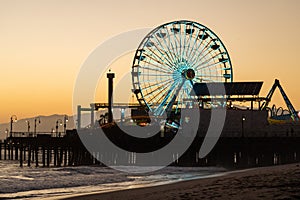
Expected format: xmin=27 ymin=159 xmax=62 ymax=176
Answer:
xmin=63 ymin=163 xmax=300 ymax=200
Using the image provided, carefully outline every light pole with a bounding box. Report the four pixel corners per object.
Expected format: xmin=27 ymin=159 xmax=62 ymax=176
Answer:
xmin=25 ymin=120 xmax=30 ymax=133
xmin=10 ymin=115 xmax=17 ymax=137
xmin=63 ymin=115 xmax=68 ymax=135
xmin=51 ymin=128 xmax=55 ymax=137
xmin=242 ymin=115 xmax=246 ymax=138
xmin=34 ymin=117 xmax=41 ymax=136
xmin=56 ymin=119 xmax=63 ymax=137
xmin=5 ymin=128 xmax=9 ymax=138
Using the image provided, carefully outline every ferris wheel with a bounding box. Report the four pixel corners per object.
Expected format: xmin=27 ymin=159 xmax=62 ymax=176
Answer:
xmin=132 ymin=20 xmax=233 ymax=116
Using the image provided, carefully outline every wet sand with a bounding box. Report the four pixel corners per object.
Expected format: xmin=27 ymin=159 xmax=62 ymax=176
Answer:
xmin=63 ymin=163 xmax=300 ymax=200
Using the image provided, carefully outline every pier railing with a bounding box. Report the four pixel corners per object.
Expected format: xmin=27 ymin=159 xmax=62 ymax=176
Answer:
xmin=9 ymin=132 xmax=66 ymax=138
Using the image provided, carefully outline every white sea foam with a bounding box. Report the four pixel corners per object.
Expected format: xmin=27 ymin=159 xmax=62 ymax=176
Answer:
xmin=0 ymin=161 xmax=226 ymax=199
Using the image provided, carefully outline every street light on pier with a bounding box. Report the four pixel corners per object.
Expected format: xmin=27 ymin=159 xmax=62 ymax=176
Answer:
xmin=10 ymin=115 xmax=17 ymax=137
xmin=56 ymin=119 xmax=63 ymax=137
xmin=63 ymin=115 xmax=68 ymax=135
xmin=5 ymin=128 xmax=9 ymax=138
xmin=242 ymin=115 xmax=246 ymax=138
xmin=25 ymin=120 xmax=30 ymax=133
xmin=34 ymin=117 xmax=41 ymax=136
xmin=51 ymin=128 xmax=55 ymax=137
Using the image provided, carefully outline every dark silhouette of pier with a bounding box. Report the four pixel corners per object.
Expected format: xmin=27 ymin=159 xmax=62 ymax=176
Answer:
xmin=1 ymin=119 xmax=300 ymax=168
xmin=0 ymin=131 xmax=100 ymax=167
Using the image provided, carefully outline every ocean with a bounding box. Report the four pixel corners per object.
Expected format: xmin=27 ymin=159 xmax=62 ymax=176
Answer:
xmin=0 ymin=160 xmax=226 ymax=199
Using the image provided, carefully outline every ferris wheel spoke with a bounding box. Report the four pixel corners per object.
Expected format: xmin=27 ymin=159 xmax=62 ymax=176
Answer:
xmin=188 ymin=34 xmax=215 ymax=65
xmin=181 ymin=24 xmax=188 ymax=61
xmin=192 ymin=49 xmax=214 ymax=67
xmin=194 ymin=52 xmax=226 ymax=70
xmin=171 ymin=24 xmax=184 ymax=64
xmin=156 ymin=29 xmax=177 ymax=64
xmin=148 ymin=83 xmax=176 ymax=110
xmin=139 ymin=73 xmax=173 ymax=77
xmin=141 ymin=60 xmax=173 ymax=73
xmin=141 ymin=77 xmax=174 ymax=91
xmin=147 ymin=86 xmax=172 ymax=106
xmin=140 ymin=65 xmax=172 ymax=74
xmin=143 ymin=53 xmax=175 ymax=71
xmin=171 ymin=34 xmax=182 ymax=65
xmin=189 ymin=39 xmax=215 ymax=67
xmin=141 ymin=75 xmax=182 ymax=93
xmin=143 ymin=62 xmax=171 ymax=73
xmin=146 ymin=87 xmax=168 ymax=105
xmin=184 ymin=24 xmax=195 ymax=63
xmin=137 ymin=77 xmax=168 ymax=84
xmin=151 ymin=34 xmax=176 ymax=66
xmin=145 ymin=47 xmax=175 ymax=70
xmin=186 ymin=30 xmax=207 ymax=64
xmin=195 ymin=60 xmax=225 ymax=71
xmin=149 ymin=75 xmax=182 ymax=109
xmin=199 ymin=66 xmax=231 ymax=73
xmin=186 ymin=28 xmax=201 ymax=61
xmin=176 ymin=24 xmax=183 ymax=62
xmin=140 ymin=76 xmax=171 ymax=87
xmin=166 ymin=28 xmax=181 ymax=64
xmin=192 ymin=43 xmax=224 ymax=68
xmin=198 ymin=74 xmax=224 ymax=78
xmin=153 ymin=46 xmax=181 ymax=66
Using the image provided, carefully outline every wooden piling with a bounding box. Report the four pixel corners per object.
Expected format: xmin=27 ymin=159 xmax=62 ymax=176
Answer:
xmin=27 ymin=146 xmax=31 ymax=167
xmin=59 ymin=147 xmax=63 ymax=167
xmin=32 ymin=147 xmax=35 ymax=162
xmin=15 ymin=145 xmax=18 ymax=160
xmin=42 ymin=147 xmax=45 ymax=167
xmin=4 ymin=141 xmax=7 ymax=160
xmin=35 ymin=147 xmax=39 ymax=167
xmin=46 ymin=148 xmax=50 ymax=167
xmin=7 ymin=144 xmax=10 ymax=160
xmin=19 ymin=145 xmax=23 ymax=167
xmin=23 ymin=146 xmax=26 ymax=161
xmin=54 ymin=147 xmax=57 ymax=167
xmin=10 ymin=144 xmax=13 ymax=160
xmin=64 ymin=148 xmax=67 ymax=166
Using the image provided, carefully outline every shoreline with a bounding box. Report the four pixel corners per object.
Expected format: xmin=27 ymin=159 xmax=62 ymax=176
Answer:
xmin=61 ymin=163 xmax=300 ymax=200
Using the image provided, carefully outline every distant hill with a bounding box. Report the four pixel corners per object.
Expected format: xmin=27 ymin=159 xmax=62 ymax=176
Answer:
xmin=0 ymin=111 xmax=106 ymax=140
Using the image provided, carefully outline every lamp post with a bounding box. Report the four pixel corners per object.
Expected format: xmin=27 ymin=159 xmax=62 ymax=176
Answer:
xmin=5 ymin=128 xmax=9 ymax=138
xmin=242 ymin=115 xmax=246 ymax=138
xmin=25 ymin=120 xmax=30 ymax=133
xmin=63 ymin=115 xmax=68 ymax=135
xmin=34 ymin=117 xmax=41 ymax=136
xmin=51 ymin=128 xmax=55 ymax=137
xmin=10 ymin=115 xmax=17 ymax=137
xmin=56 ymin=119 xmax=63 ymax=137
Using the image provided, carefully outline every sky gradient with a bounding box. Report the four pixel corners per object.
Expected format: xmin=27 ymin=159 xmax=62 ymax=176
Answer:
xmin=1 ymin=0 xmax=300 ymax=123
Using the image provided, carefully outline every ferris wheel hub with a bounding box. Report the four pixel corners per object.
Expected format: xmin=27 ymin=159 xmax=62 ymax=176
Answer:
xmin=183 ymin=68 xmax=195 ymax=80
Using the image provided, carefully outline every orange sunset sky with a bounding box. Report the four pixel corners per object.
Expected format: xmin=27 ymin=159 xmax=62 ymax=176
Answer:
xmin=1 ymin=0 xmax=300 ymax=123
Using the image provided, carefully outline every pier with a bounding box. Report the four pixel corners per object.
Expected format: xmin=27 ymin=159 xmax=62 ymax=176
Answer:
xmin=0 ymin=123 xmax=299 ymax=168
xmin=0 ymin=131 xmax=100 ymax=167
